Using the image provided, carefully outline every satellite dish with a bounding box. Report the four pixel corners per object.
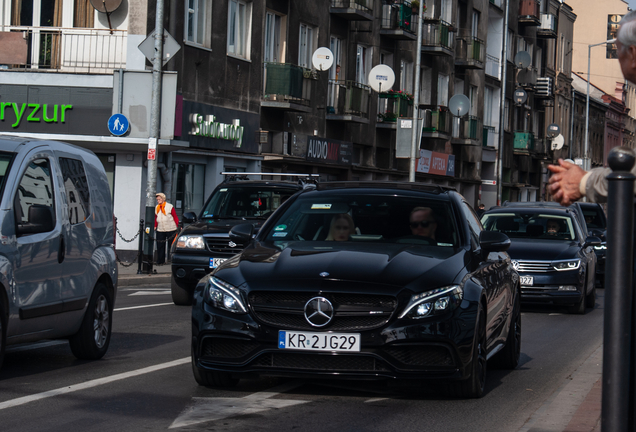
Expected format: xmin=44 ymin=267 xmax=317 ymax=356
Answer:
xmin=514 ymin=51 xmax=532 ymax=68
xmin=547 ymin=123 xmax=561 ymax=138
xmin=368 ymin=65 xmax=395 ymax=93
xmin=89 ymin=0 xmax=123 ymax=13
xmin=513 ymin=88 xmax=528 ymax=105
xmin=448 ymin=94 xmax=471 ymax=117
xmin=551 ymin=134 xmax=565 ymax=150
xmin=312 ymin=47 xmax=334 ymax=71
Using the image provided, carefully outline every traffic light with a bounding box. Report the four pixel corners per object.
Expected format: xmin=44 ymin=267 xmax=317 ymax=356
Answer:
xmin=535 ymin=77 xmax=552 ymax=97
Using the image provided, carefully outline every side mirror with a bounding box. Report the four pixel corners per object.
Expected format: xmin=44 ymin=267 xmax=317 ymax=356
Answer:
xmin=229 ymin=223 xmax=254 ymax=244
xmin=16 ymin=204 xmax=54 ymax=236
xmin=584 ymin=236 xmax=602 ymax=247
xmin=479 ymin=230 xmax=511 ymax=253
xmin=182 ymin=212 xmax=197 ymax=224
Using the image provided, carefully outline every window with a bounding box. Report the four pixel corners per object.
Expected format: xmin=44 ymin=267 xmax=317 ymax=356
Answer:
xmin=299 ymin=23 xmax=316 ymax=68
xmin=185 ymin=0 xmax=211 ymax=48
xmin=264 ymin=11 xmax=286 ymax=63
xmin=504 ymin=99 xmax=511 ymax=132
xmin=440 ymin=0 xmax=452 ymax=23
xmin=507 ymin=29 xmax=514 ymax=61
xmin=469 ymin=85 xmax=478 ymax=116
xmin=437 ymin=74 xmax=449 ymax=107
xmin=74 ymin=0 xmax=95 ymax=28
xmin=59 ymin=158 xmax=90 ymax=225
xmin=356 ymin=45 xmax=372 ymax=84
xmin=171 ymin=163 xmax=206 ymax=220
xmin=420 ymin=67 xmax=432 ymax=105
xmin=400 ymin=61 xmax=413 ymax=94
xmin=330 ymin=36 xmax=343 ymax=80
xmin=228 ymin=0 xmax=251 ymax=59
xmin=15 ymin=158 xmax=55 ymax=228
xmin=472 ymin=11 xmax=479 ymax=39
xmin=484 ymin=86 xmax=495 ymax=127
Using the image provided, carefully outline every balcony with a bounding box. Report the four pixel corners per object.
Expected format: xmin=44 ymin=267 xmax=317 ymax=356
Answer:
xmin=421 ymin=21 xmax=454 ymax=56
xmin=514 ymin=131 xmax=535 ymax=152
xmin=452 ymin=116 xmax=483 ymax=144
xmin=326 ymin=80 xmax=371 ymax=123
xmin=262 ymin=63 xmax=316 ymax=112
xmin=330 ymin=0 xmax=374 ymax=21
xmin=538 ymin=14 xmax=557 ymax=38
xmin=483 ymin=126 xmax=497 ymax=147
xmin=420 ymin=105 xmax=452 ymax=138
xmin=486 ymin=54 xmax=501 ymax=79
xmin=377 ymin=91 xmax=414 ymax=128
xmin=0 ymin=27 xmax=126 ymax=73
xmin=455 ymin=37 xmax=484 ymax=69
xmin=518 ymin=0 xmax=540 ymax=25
xmin=489 ymin=0 xmax=503 ymax=9
xmin=380 ymin=1 xmax=418 ymax=40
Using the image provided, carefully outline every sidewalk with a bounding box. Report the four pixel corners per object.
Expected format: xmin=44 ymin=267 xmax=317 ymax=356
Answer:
xmin=117 ymin=260 xmax=172 ymax=286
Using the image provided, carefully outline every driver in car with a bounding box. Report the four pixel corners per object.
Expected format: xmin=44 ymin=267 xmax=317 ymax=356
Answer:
xmin=409 ymin=207 xmax=438 ymax=240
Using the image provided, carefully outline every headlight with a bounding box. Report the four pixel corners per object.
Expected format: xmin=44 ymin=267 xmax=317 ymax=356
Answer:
xmin=552 ymin=259 xmax=581 ymax=271
xmin=204 ymin=276 xmax=248 ymax=314
xmin=594 ymin=243 xmax=607 ymax=250
xmin=176 ymin=235 xmax=205 ymax=249
xmin=399 ymin=285 xmax=463 ymax=319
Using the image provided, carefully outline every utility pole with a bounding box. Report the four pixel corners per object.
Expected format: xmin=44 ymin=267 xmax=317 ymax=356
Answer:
xmin=409 ymin=0 xmax=424 ymax=182
xmin=496 ymin=0 xmax=510 ymax=205
xmin=143 ymin=0 xmax=165 ymax=273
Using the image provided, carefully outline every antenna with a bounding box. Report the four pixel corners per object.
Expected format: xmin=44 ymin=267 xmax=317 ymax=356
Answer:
xmin=89 ymin=0 xmax=123 ymax=33
xmin=311 ymin=47 xmax=334 ymax=72
xmin=368 ymin=64 xmax=395 ymax=93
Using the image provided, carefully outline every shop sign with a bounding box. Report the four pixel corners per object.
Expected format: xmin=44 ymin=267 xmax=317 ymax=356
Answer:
xmin=189 ymin=113 xmax=244 ymax=148
xmin=0 ymin=102 xmax=73 ymax=128
xmin=305 ymin=136 xmax=352 ymax=166
xmin=417 ymin=149 xmax=455 ymax=177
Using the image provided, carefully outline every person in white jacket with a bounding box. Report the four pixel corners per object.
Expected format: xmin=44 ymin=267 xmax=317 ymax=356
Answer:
xmin=154 ymin=192 xmax=179 ymax=265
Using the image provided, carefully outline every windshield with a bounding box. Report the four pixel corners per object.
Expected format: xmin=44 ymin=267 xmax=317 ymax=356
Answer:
xmin=261 ymin=191 xmax=459 ymax=247
xmin=200 ymin=186 xmax=299 ymax=219
xmin=0 ymin=152 xmax=15 ymax=201
xmin=482 ymin=212 xmax=576 ymax=241
xmin=582 ymin=207 xmax=606 ymax=230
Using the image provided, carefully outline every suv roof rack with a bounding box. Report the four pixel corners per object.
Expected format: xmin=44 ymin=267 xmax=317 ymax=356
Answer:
xmin=315 ymin=181 xmax=456 ymax=194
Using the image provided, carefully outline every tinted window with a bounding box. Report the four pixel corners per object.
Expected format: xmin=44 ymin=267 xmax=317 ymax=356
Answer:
xmin=0 ymin=152 xmax=15 ymax=201
xmin=461 ymin=201 xmax=482 ymax=245
xmin=482 ymin=212 xmax=576 ymax=241
xmin=582 ymin=207 xmax=606 ymax=229
xmin=59 ymin=158 xmax=91 ymax=224
xmin=15 ymin=158 xmax=55 ymax=226
xmin=201 ymin=186 xmax=299 ymax=218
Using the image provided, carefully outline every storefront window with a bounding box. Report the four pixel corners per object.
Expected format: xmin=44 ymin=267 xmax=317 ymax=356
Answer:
xmin=172 ymin=163 xmax=205 ymax=219
xmin=96 ymin=154 xmax=115 ymax=198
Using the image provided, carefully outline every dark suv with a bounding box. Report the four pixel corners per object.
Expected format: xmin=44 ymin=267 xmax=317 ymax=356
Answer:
xmin=170 ymin=175 xmax=307 ymax=305
xmin=578 ymin=202 xmax=607 ymax=287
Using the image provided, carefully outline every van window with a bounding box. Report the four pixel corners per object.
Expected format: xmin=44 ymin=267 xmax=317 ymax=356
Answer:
xmin=15 ymin=158 xmax=55 ymax=225
xmin=59 ymin=158 xmax=91 ymax=224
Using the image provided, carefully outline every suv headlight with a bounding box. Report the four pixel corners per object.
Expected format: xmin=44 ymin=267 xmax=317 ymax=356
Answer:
xmin=552 ymin=259 xmax=581 ymax=271
xmin=176 ymin=235 xmax=205 ymax=250
xmin=204 ymin=276 xmax=248 ymax=314
xmin=399 ymin=285 xmax=463 ymax=319
xmin=594 ymin=243 xmax=607 ymax=250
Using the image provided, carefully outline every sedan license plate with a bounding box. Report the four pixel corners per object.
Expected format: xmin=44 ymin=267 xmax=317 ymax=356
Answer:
xmin=520 ymin=276 xmax=534 ymax=286
xmin=278 ymin=330 xmax=360 ymax=352
xmin=209 ymin=258 xmax=226 ymax=268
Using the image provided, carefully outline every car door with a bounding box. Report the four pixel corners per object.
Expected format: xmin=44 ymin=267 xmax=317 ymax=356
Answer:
xmin=11 ymin=152 xmax=63 ymax=337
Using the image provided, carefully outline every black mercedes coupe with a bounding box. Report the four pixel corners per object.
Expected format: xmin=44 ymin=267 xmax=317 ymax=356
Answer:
xmin=191 ymin=182 xmax=520 ymax=398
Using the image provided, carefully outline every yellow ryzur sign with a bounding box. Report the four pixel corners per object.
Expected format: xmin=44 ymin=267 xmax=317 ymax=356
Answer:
xmin=0 ymin=102 xmax=73 ymax=128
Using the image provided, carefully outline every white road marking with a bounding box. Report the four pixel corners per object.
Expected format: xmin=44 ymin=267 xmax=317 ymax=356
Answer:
xmin=6 ymin=340 xmax=68 ymax=353
xmin=364 ymin=398 xmax=389 ymax=403
xmin=128 ymin=291 xmax=172 ymax=296
xmin=170 ymin=381 xmax=307 ymax=429
xmin=0 ymin=357 xmax=190 ymax=411
xmin=114 ymin=303 xmax=174 ymax=311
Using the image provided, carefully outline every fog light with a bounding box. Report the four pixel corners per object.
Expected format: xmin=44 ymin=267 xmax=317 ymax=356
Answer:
xmin=416 ymin=303 xmax=432 ymax=317
xmin=558 ymin=285 xmax=577 ymax=291
xmin=435 ymin=296 xmax=450 ymax=310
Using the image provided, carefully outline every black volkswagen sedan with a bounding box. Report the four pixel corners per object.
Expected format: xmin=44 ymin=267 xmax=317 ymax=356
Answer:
xmin=191 ymin=182 xmax=520 ymax=398
xmin=481 ymin=205 xmax=599 ymax=314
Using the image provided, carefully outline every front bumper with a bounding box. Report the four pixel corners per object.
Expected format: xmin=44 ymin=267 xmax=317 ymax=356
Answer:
xmin=171 ymin=252 xmax=234 ymax=287
xmin=192 ymin=297 xmax=480 ymax=382
xmin=519 ymin=271 xmax=584 ymax=305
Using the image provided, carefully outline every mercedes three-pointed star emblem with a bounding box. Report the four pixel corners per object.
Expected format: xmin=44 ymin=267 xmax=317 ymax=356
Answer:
xmin=304 ymin=297 xmax=334 ymax=327
xmin=512 ymin=260 xmax=520 ymax=271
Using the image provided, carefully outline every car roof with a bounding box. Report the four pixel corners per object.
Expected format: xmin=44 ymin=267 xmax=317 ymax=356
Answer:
xmin=219 ymin=179 xmax=304 ymax=188
xmin=315 ymin=181 xmax=457 ymax=195
xmin=484 ymin=206 xmax=575 ymax=217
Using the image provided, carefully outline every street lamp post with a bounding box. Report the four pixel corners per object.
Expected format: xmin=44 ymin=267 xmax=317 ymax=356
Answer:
xmin=584 ymin=39 xmax=616 ymax=172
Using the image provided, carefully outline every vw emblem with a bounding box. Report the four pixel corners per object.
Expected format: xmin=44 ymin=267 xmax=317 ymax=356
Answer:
xmin=512 ymin=260 xmax=520 ymax=271
xmin=319 ymin=272 xmax=329 ymax=277
xmin=304 ymin=297 xmax=334 ymax=327
xmin=228 ymin=241 xmax=237 ymax=248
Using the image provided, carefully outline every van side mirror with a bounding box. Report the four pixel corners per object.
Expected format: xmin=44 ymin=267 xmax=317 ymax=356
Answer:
xmin=16 ymin=205 xmax=54 ymax=235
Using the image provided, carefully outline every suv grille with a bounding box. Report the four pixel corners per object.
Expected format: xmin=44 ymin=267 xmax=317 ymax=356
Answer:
xmin=205 ymin=237 xmax=245 ymax=255
xmin=249 ymin=291 xmax=397 ymax=331
xmin=252 ymin=352 xmax=390 ymax=371
xmin=514 ymin=260 xmax=552 ymax=273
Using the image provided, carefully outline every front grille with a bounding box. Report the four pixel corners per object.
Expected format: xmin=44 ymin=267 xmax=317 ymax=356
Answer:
xmin=252 ymin=352 xmax=390 ymax=371
xmin=514 ymin=260 xmax=552 ymax=273
xmin=201 ymin=337 xmax=260 ymax=359
xmin=249 ymin=291 xmax=398 ymax=331
xmin=205 ymin=236 xmax=245 ymax=254
xmin=382 ymin=345 xmax=454 ymax=367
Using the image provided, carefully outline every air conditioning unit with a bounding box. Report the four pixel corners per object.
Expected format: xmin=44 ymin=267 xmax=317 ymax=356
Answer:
xmin=535 ymin=77 xmax=553 ymax=97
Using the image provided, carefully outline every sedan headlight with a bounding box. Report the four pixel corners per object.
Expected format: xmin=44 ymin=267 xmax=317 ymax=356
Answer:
xmin=204 ymin=276 xmax=248 ymax=314
xmin=176 ymin=235 xmax=205 ymax=249
xmin=399 ymin=285 xmax=463 ymax=319
xmin=594 ymin=243 xmax=607 ymax=250
xmin=552 ymin=259 xmax=581 ymax=271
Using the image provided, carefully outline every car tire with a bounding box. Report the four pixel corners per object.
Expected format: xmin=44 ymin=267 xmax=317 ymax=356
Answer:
xmin=191 ymin=347 xmax=239 ymax=388
xmin=585 ymin=285 xmax=596 ymax=309
xmin=444 ymin=303 xmax=487 ymax=399
xmin=171 ymin=275 xmax=193 ymax=306
xmin=69 ymin=282 xmax=113 ymax=360
xmin=0 ymin=294 xmax=6 ymax=370
xmin=568 ymin=281 xmax=586 ymax=315
xmin=492 ymin=291 xmax=521 ymax=370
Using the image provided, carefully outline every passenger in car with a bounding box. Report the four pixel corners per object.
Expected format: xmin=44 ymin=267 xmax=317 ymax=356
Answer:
xmin=325 ymin=213 xmax=356 ymax=241
xmin=409 ymin=207 xmax=438 ymax=240
xmin=546 ymin=219 xmax=563 ymax=236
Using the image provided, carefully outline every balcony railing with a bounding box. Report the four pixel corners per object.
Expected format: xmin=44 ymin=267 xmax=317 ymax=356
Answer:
xmin=421 ymin=106 xmax=451 ymax=136
xmin=421 ymin=21 xmax=454 ymax=53
xmin=263 ymin=62 xmax=316 ymax=106
xmin=518 ymin=0 xmax=540 ymax=24
xmin=377 ymin=91 xmax=414 ymax=123
xmin=327 ymin=80 xmax=371 ymax=118
xmin=483 ymin=126 xmax=497 ymax=147
xmin=514 ymin=131 xmax=535 ymax=151
xmin=538 ymin=13 xmax=557 ymax=38
xmin=330 ymin=0 xmax=373 ymax=20
xmin=486 ymin=54 xmax=500 ymax=79
xmin=455 ymin=37 xmax=484 ymax=68
xmin=453 ymin=116 xmax=483 ymax=140
xmin=380 ymin=1 xmax=419 ymax=38
xmin=0 ymin=27 xmax=126 ymax=73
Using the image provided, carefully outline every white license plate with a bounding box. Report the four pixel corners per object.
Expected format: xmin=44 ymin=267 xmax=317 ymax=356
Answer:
xmin=278 ymin=330 xmax=361 ymax=352
xmin=209 ymin=258 xmax=227 ymax=268
xmin=520 ymin=276 xmax=534 ymax=286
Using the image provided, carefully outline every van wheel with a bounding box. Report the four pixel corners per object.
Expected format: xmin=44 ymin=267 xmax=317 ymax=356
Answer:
xmin=171 ymin=275 xmax=193 ymax=306
xmin=69 ymin=283 xmax=113 ymax=360
xmin=0 ymin=295 xmax=6 ymax=370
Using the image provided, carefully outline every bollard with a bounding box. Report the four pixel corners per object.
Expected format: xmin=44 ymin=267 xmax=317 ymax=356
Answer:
xmin=137 ymin=219 xmax=144 ymax=275
xmin=602 ymin=147 xmax=635 ymax=432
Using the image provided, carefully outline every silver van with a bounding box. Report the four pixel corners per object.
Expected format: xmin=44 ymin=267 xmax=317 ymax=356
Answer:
xmin=0 ymin=137 xmax=117 ymax=369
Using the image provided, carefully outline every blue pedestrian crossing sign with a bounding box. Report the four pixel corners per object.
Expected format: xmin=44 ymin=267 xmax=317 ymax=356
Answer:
xmin=108 ymin=113 xmax=129 ymax=136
